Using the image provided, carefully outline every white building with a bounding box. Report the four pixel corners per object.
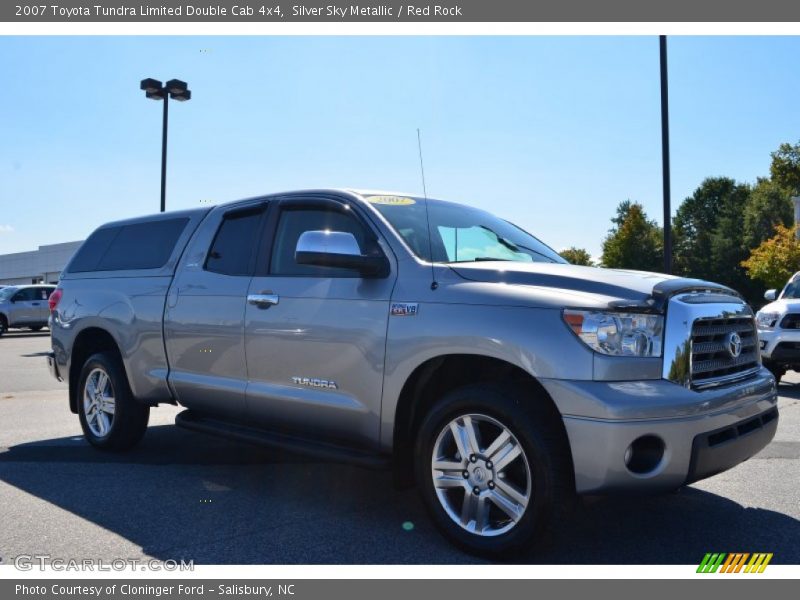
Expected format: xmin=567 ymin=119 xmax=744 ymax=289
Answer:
xmin=0 ymin=241 xmax=83 ymax=285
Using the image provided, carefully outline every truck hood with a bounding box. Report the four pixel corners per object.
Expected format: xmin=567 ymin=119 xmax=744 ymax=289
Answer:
xmin=759 ymin=298 xmax=800 ymax=314
xmin=449 ymin=262 xmax=740 ymax=311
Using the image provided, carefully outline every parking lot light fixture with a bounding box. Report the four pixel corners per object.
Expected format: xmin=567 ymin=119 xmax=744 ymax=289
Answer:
xmin=140 ymin=77 xmax=192 ymax=212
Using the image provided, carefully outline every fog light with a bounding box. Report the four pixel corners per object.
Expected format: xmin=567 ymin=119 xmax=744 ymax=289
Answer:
xmin=760 ymin=340 xmax=767 ymax=350
xmin=624 ymin=435 xmax=665 ymax=475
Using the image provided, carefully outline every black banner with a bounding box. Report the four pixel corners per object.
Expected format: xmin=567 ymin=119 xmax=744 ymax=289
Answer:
xmin=3 ymin=580 xmax=798 ymax=600
xmin=4 ymin=0 xmax=800 ymax=22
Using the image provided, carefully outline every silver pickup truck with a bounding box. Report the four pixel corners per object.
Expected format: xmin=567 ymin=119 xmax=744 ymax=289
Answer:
xmin=47 ymin=189 xmax=778 ymax=555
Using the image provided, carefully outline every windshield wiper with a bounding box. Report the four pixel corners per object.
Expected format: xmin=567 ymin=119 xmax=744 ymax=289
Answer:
xmin=479 ymin=225 xmax=520 ymax=252
xmin=446 ymin=257 xmax=514 ymax=263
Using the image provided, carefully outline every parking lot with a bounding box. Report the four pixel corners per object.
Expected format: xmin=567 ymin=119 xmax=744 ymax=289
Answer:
xmin=0 ymin=330 xmax=798 ymax=564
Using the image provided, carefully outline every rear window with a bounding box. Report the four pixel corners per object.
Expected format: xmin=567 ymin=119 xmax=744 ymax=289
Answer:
xmin=69 ymin=218 xmax=189 ymax=273
xmin=205 ymin=208 xmax=264 ymax=276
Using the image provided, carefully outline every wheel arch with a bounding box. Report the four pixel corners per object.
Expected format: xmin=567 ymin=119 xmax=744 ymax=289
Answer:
xmin=390 ymin=353 xmax=571 ymax=487
xmin=68 ymin=327 xmax=127 ymax=414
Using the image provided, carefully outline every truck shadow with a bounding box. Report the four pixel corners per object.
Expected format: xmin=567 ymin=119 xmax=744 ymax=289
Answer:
xmin=0 ymin=331 xmax=50 ymax=339
xmin=775 ymin=381 xmax=800 ymax=401
xmin=0 ymin=424 xmax=798 ymax=565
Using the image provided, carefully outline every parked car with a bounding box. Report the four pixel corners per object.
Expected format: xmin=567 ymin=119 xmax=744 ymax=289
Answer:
xmin=756 ymin=272 xmax=800 ymax=382
xmin=0 ymin=284 xmax=56 ymax=336
xmin=47 ymin=190 xmax=778 ymax=555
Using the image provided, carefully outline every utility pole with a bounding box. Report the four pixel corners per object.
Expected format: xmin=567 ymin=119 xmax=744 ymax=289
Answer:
xmin=659 ymin=35 xmax=672 ymax=274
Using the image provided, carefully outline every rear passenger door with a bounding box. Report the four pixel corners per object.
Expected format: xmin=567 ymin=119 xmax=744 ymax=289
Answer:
xmin=243 ymin=196 xmax=396 ymax=449
xmin=31 ymin=287 xmax=53 ymax=322
xmin=164 ymin=202 xmax=269 ymax=420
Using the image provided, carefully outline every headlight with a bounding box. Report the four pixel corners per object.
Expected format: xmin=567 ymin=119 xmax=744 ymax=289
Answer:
xmin=563 ymin=310 xmax=663 ymax=357
xmin=756 ymin=311 xmax=780 ymax=329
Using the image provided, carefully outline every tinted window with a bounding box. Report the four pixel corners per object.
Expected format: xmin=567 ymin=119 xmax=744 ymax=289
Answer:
xmin=12 ymin=288 xmax=36 ymax=302
xmin=69 ymin=218 xmax=189 ymax=272
xmin=33 ymin=287 xmax=54 ymax=301
xmin=270 ymin=208 xmax=373 ymax=277
xmin=68 ymin=227 xmax=121 ymax=272
xmin=205 ymin=209 xmax=264 ymax=276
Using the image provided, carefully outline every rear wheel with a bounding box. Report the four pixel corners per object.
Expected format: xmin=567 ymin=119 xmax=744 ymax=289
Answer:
xmin=0 ymin=316 xmax=7 ymax=337
xmin=29 ymin=325 xmax=44 ymax=332
xmin=77 ymin=352 xmax=149 ymax=451
xmin=415 ymin=383 xmax=574 ymax=556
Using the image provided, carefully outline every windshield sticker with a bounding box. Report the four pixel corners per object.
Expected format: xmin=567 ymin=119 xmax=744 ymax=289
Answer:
xmin=366 ymin=195 xmax=416 ymax=206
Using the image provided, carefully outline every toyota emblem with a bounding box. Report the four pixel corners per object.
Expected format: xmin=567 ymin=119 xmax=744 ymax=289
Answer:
xmin=727 ymin=331 xmax=743 ymax=358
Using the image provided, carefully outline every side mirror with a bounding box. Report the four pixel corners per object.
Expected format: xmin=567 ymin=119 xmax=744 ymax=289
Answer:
xmin=764 ymin=289 xmax=777 ymax=302
xmin=295 ymin=231 xmax=388 ymax=277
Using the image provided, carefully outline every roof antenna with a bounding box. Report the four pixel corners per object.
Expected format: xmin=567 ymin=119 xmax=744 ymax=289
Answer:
xmin=417 ymin=128 xmax=438 ymax=290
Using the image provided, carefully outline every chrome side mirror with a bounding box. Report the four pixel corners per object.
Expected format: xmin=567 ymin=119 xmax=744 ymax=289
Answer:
xmin=764 ymin=289 xmax=777 ymax=302
xmin=295 ymin=231 xmax=388 ymax=277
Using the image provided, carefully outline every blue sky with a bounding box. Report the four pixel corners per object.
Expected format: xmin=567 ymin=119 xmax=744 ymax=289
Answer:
xmin=1 ymin=36 xmax=800 ymax=260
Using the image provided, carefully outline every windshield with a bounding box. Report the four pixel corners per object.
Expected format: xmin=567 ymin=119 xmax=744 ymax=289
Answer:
xmin=0 ymin=287 xmax=17 ymax=302
xmin=783 ymin=281 xmax=800 ymax=299
xmin=365 ymin=195 xmax=565 ymax=264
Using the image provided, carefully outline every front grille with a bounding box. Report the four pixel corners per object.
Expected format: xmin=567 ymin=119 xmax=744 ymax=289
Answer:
xmin=705 ymin=408 xmax=777 ymax=448
xmin=691 ymin=316 xmax=759 ymax=386
xmin=779 ymin=313 xmax=800 ymax=329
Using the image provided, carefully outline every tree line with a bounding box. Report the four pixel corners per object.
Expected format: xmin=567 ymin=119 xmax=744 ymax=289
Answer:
xmin=559 ymin=140 xmax=800 ymax=305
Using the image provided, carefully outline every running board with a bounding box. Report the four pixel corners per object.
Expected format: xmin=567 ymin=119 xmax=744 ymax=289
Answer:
xmin=174 ymin=409 xmax=391 ymax=470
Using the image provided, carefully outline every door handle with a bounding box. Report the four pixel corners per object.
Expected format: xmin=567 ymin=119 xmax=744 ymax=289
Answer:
xmin=247 ymin=293 xmax=280 ymax=308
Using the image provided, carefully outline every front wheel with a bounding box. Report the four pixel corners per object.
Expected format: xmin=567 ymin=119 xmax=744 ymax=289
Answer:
xmin=29 ymin=326 xmax=44 ymax=332
xmin=77 ymin=352 xmax=150 ymax=451
xmin=415 ymin=383 xmax=574 ymax=556
xmin=0 ymin=316 xmax=7 ymax=337
xmin=764 ymin=360 xmax=786 ymax=384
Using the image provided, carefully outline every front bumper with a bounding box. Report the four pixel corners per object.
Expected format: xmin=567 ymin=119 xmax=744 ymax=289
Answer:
xmin=759 ymin=326 xmax=800 ymax=363
xmin=542 ymin=369 xmax=778 ymax=494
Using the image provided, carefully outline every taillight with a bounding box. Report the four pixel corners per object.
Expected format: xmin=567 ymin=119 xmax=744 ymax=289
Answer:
xmin=48 ymin=288 xmax=63 ymax=312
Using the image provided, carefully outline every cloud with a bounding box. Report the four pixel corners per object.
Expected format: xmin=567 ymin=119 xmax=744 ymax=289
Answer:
xmin=0 ymin=225 xmax=14 ymax=234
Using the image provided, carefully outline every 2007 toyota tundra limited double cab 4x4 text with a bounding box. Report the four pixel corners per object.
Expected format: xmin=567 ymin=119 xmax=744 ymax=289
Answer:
xmin=47 ymin=189 xmax=778 ymax=555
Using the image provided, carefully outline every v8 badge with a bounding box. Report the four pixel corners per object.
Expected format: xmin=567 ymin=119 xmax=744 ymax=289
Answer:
xmin=391 ymin=302 xmax=419 ymax=317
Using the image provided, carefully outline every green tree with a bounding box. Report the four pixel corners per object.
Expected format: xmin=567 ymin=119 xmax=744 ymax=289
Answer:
xmin=743 ymin=178 xmax=794 ymax=250
xmin=559 ymin=247 xmax=593 ymax=266
xmin=742 ymin=224 xmax=800 ymax=290
xmin=601 ymin=201 xmax=663 ymax=271
xmin=672 ymin=177 xmax=750 ymax=287
xmin=769 ymin=141 xmax=800 ymax=194
xmin=709 ymin=182 xmax=756 ymax=299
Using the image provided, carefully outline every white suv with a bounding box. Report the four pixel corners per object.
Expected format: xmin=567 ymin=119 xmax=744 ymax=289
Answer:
xmin=757 ymin=272 xmax=800 ymax=382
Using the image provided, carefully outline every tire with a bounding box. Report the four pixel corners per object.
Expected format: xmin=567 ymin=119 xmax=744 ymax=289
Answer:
xmin=77 ymin=352 xmax=150 ymax=451
xmin=764 ymin=360 xmax=785 ymax=384
xmin=0 ymin=315 xmax=7 ymax=337
xmin=29 ymin=326 xmax=44 ymax=332
xmin=414 ymin=382 xmax=574 ymax=557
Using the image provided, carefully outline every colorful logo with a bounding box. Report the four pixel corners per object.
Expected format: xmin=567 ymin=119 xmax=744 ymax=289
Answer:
xmin=697 ymin=552 xmax=773 ymax=573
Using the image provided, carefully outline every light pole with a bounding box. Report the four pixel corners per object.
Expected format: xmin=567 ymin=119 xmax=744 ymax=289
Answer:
xmin=140 ymin=78 xmax=191 ymax=213
xmin=659 ymin=36 xmax=672 ymax=274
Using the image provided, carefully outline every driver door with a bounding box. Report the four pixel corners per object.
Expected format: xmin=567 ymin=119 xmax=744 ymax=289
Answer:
xmin=244 ymin=196 xmax=396 ymax=449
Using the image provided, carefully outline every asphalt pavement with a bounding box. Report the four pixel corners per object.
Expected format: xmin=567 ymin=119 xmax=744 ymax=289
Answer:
xmin=0 ymin=330 xmax=798 ymax=564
